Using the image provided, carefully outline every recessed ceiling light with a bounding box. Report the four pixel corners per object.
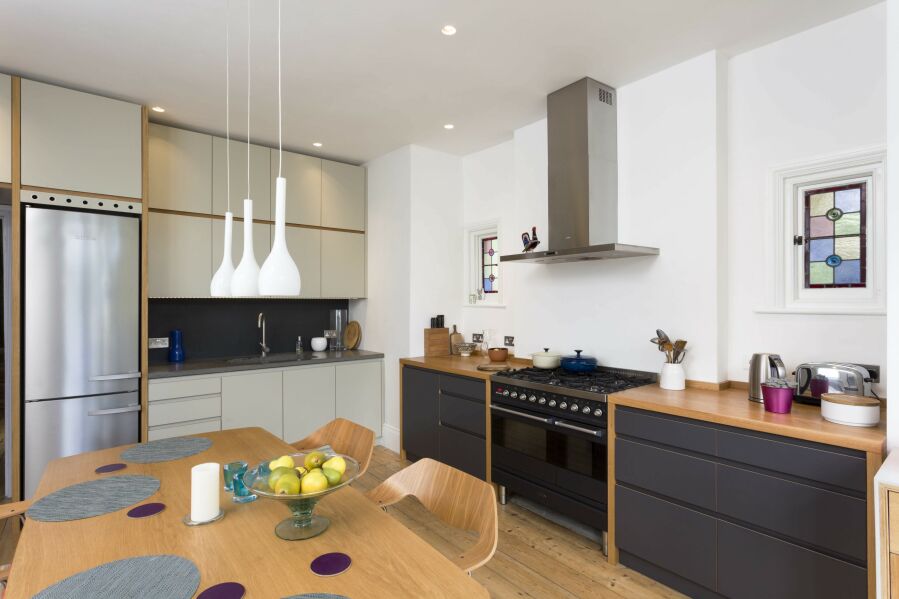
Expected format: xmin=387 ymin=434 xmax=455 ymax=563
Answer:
xmin=313 ymin=142 xmax=323 ymax=148
xmin=441 ymin=25 xmax=456 ymax=36
xmin=151 ymin=106 xmax=165 ymax=113
xmin=444 ymin=124 xmax=454 ymax=130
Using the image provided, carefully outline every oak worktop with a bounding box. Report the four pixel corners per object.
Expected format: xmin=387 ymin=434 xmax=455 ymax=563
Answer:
xmin=400 ymin=354 xmax=525 ymax=381
xmin=610 ymin=384 xmax=886 ymax=454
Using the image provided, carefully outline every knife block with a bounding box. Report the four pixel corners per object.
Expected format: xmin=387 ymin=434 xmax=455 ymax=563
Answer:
xmin=424 ymin=328 xmax=451 ymax=357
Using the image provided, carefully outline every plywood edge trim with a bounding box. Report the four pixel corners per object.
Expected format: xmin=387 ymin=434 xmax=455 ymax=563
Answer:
xmin=20 ymin=185 xmax=141 ymax=203
xmin=140 ymin=105 xmax=149 ymax=442
xmin=0 ymin=182 xmax=11 ymax=189
xmin=10 ymin=76 xmax=21 ymax=501
xmin=147 ymin=207 xmax=365 ymax=234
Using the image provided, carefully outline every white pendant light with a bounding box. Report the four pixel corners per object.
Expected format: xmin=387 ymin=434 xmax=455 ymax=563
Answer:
xmin=259 ymin=0 xmax=301 ymax=296
xmin=211 ymin=0 xmax=234 ymax=297
xmin=230 ymin=0 xmax=260 ymax=297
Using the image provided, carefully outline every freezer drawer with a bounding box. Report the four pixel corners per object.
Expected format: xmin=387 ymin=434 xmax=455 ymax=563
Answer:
xmin=24 ymin=392 xmax=140 ymax=498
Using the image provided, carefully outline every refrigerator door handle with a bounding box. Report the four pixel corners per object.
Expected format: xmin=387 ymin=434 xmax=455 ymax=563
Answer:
xmin=88 ymin=405 xmax=141 ymax=416
xmin=89 ymin=372 xmax=142 ymax=382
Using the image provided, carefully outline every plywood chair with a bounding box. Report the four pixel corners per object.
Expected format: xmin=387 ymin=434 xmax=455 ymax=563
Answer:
xmin=290 ymin=418 xmax=375 ymax=476
xmin=365 ymin=458 xmax=498 ymax=573
xmin=0 ymin=500 xmax=31 ymax=587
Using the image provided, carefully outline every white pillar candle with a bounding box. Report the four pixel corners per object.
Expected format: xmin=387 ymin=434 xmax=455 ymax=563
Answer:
xmin=190 ymin=462 xmax=221 ymax=523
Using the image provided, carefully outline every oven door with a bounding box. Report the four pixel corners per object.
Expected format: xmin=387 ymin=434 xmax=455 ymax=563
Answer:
xmin=490 ymin=403 xmax=608 ymax=524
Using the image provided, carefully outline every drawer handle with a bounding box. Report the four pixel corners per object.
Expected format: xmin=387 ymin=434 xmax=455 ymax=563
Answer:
xmin=90 ymin=372 xmax=142 ymax=381
xmin=554 ymin=420 xmax=604 ymax=437
xmin=490 ymin=404 xmax=553 ymax=423
xmin=88 ymin=405 xmax=141 ymax=416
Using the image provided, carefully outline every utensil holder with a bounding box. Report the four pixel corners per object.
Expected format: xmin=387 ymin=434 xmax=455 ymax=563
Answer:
xmin=761 ymin=385 xmax=793 ymax=414
xmin=659 ymin=363 xmax=686 ymax=391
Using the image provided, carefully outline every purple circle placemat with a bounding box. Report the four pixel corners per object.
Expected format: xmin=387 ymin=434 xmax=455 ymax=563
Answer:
xmin=197 ymin=582 xmax=245 ymax=599
xmin=127 ymin=502 xmax=166 ymax=518
xmin=95 ymin=463 xmax=127 ymax=474
xmin=310 ymin=553 xmax=351 ymax=577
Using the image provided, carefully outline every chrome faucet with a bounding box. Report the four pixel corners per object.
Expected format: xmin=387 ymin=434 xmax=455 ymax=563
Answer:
xmin=258 ymin=312 xmax=270 ymax=357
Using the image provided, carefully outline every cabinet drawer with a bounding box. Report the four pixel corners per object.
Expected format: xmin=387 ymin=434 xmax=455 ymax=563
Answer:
xmin=439 ymin=373 xmax=485 ymax=402
xmin=717 ymin=464 xmax=866 ymax=561
xmin=439 ymin=392 xmax=485 ymax=438
xmin=717 ymin=428 xmax=866 ymax=492
xmin=718 ymin=520 xmax=866 ymax=599
xmin=616 ymin=407 xmax=716 ymax=455
xmin=616 ymin=485 xmax=717 ymax=591
xmin=148 ymin=418 xmax=221 ymax=441
xmin=616 ymin=438 xmax=715 ymax=511
xmin=438 ymin=425 xmax=485 ymax=480
xmin=149 ymin=377 xmax=221 ymax=402
xmin=149 ymin=394 xmax=221 ymax=427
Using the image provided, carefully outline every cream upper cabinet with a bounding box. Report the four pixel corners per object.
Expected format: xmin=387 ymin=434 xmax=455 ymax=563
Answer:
xmin=21 ymin=80 xmax=142 ymax=198
xmin=149 ymin=124 xmax=212 ymax=212
xmin=321 ymin=160 xmax=365 ymax=231
xmin=276 ymin=151 xmax=321 ymax=226
xmin=213 ymin=138 xmax=271 ymax=220
xmin=283 ymin=365 xmax=335 ymax=443
xmin=214 ymin=219 xmax=270 ymax=274
xmin=149 ymin=212 xmax=212 ymax=297
xmin=321 ymin=230 xmax=365 ymax=298
xmin=279 ymin=225 xmax=321 ymax=298
xmin=0 ymin=74 xmax=10 ymax=184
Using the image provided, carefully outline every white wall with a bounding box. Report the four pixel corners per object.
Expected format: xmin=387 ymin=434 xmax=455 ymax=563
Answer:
xmin=351 ymin=146 xmax=412 ymax=451
xmin=461 ymin=52 xmax=726 ymax=382
xmin=726 ymin=4 xmax=887 ymax=386
xmin=886 ymin=0 xmax=899 ymax=451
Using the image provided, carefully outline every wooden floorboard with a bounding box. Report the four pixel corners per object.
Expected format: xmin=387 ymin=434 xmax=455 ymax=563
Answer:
xmin=0 ymin=445 xmax=684 ymax=598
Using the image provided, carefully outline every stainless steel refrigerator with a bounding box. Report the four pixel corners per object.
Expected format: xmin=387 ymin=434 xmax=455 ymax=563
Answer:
xmin=23 ymin=203 xmax=141 ymax=498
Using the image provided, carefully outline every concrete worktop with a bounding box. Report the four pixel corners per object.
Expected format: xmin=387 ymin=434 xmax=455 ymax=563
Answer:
xmin=150 ymin=349 xmax=384 ymax=379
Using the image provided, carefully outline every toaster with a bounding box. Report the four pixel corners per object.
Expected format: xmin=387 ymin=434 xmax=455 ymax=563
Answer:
xmin=794 ymin=362 xmax=880 ymax=405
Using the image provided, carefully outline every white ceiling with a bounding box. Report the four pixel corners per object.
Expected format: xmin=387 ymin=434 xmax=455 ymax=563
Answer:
xmin=0 ymin=0 xmax=880 ymax=164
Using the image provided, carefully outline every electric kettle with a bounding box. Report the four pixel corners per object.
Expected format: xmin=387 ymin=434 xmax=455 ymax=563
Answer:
xmin=748 ymin=353 xmax=786 ymax=402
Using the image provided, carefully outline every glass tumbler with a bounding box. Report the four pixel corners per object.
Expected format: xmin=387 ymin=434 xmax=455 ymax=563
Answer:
xmin=223 ymin=460 xmax=247 ymax=492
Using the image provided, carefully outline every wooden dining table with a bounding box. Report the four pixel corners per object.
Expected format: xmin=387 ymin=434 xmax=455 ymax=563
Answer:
xmin=6 ymin=427 xmax=490 ymax=598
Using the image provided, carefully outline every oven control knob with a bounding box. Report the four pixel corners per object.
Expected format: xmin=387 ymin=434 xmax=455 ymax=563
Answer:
xmin=559 ymin=402 xmax=568 ymax=410
xmin=510 ymin=391 xmax=518 ymax=398
xmin=593 ymin=408 xmax=603 ymax=417
xmin=582 ymin=406 xmax=591 ymax=414
xmin=570 ymin=404 xmax=579 ymax=412
xmin=548 ymin=400 xmax=557 ymax=407
xmin=538 ymin=397 xmax=546 ymax=405
xmin=529 ymin=395 xmax=537 ymax=402
xmin=502 ymin=390 xmax=510 ymax=396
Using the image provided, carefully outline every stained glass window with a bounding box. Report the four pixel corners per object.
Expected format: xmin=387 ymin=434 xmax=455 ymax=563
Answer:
xmin=804 ymin=182 xmax=866 ymax=288
xmin=481 ymin=236 xmax=498 ymax=293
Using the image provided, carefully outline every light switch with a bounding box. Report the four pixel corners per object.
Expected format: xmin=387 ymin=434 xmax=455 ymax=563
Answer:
xmin=149 ymin=337 xmax=169 ymax=349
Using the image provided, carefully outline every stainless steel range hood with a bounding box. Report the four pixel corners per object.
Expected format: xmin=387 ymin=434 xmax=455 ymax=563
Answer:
xmin=501 ymin=78 xmax=659 ymax=264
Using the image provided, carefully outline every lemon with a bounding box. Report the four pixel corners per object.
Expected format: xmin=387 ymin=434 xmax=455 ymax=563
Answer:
xmin=268 ymin=466 xmax=294 ymax=490
xmin=269 ymin=455 xmax=295 ymax=470
xmin=303 ymin=451 xmax=326 ymax=470
xmin=322 ymin=456 xmax=346 ymax=476
xmin=301 ymin=471 xmax=329 ymax=494
xmin=322 ymin=467 xmax=342 ymax=487
xmin=274 ymin=473 xmax=300 ymax=495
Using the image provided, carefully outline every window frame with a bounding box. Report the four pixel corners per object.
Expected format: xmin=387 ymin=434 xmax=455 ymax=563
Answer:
xmin=464 ymin=221 xmax=504 ymax=307
xmin=480 ymin=235 xmax=499 ymax=294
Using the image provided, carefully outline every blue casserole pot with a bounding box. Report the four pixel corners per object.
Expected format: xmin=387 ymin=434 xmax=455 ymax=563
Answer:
xmin=560 ymin=350 xmax=597 ymax=373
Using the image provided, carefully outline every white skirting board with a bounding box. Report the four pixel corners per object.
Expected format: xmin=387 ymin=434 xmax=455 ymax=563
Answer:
xmin=377 ymin=424 xmax=401 ymax=454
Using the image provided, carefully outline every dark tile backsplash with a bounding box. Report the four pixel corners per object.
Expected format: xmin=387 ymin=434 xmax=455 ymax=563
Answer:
xmin=149 ymin=298 xmax=349 ymax=364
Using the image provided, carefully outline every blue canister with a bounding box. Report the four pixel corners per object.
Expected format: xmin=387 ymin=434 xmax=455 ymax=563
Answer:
xmin=168 ymin=329 xmax=185 ymax=363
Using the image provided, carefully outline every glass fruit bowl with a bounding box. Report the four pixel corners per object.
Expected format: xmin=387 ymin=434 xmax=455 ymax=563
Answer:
xmin=242 ymin=451 xmax=360 ymax=540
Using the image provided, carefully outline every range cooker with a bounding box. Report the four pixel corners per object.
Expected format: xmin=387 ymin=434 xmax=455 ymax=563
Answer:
xmin=490 ymin=366 xmax=656 ymax=549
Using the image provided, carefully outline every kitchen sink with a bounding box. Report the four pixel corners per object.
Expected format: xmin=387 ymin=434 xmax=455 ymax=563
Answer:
xmin=226 ymin=352 xmax=328 ymax=365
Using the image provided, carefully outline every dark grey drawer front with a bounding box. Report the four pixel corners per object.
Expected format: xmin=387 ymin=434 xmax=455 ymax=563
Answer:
xmin=439 ymin=425 xmax=486 ymax=480
xmin=718 ymin=521 xmax=866 ymax=599
xmin=717 ymin=429 xmax=866 ymax=492
xmin=616 ymin=438 xmax=716 ymax=511
xmin=616 ymin=486 xmax=717 ymax=591
xmin=616 ymin=407 xmax=716 ymax=455
xmin=439 ymin=392 xmax=485 ymax=438
xmin=439 ymin=373 xmax=485 ymax=402
xmin=717 ymin=464 xmax=866 ymax=561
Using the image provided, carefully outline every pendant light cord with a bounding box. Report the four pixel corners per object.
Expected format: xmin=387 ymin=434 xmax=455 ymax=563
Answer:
xmin=277 ymin=0 xmax=282 ymax=177
xmin=246 ymin=0 xmax=251 ymax=193
xmin=225 ymin=0 xmax=231 ymax=212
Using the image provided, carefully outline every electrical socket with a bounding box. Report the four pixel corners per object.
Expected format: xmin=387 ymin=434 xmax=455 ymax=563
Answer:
xmin=149 ymin=337 xmax=169 ymax=349
xmin=472 ymin=333 xmax=484 ymax=343
xmin=504 ymin=336 xmax=515 ymax=347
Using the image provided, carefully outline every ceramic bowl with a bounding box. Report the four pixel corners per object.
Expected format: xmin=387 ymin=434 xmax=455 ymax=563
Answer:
xmin=310 ymin=337 xmax=328 ymax=351
xmin=487 ymin=347 xmax=509 ymax=362
xmin=454 ymin=343 xmax=478 ymax=357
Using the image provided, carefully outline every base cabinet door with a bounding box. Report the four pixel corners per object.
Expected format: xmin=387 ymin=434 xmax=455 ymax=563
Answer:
xmin=335 ymin=361 xmax=382 ymax=435
xmin=283 ymin=365 xmax=335 ymax=443
xmin=402 ymin=367 xmax=439 ymax=460
xmin=222 ymin=371 xmax=283 ymax=439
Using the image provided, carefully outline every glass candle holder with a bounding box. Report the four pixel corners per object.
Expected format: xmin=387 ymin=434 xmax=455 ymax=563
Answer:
xmin=232 ymin=467 xmax=258 ymax=504
xmin=223 ymin=460 xmax=248 ymax=492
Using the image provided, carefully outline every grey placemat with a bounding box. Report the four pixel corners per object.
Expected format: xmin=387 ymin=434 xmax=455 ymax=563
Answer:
xmin=34 ymin=554 xmax=199 ymax=599
xmin=28 ymin=475 xmax=160 ymax=522
xmin=121 ymin=436 xmax=212 ymax=463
